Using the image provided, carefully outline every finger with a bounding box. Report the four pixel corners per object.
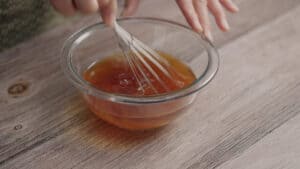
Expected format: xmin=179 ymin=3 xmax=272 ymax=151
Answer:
xmin=100 ymin=0 xmax=117 ymax=26
xmin=50 ymin=0 xmax=76 ymax=16
xmin=122 ymin=0 xmax=139 ymax=16
xmin=176 ymin=0 xmax=203 ymax=33
xmin=208 ymin=0 xmax=229 ymax=31
xmin=220 ymin=0 xmax=239 ymax=12
xmin=74 ymin=0 xmax=99 ymax=14
xmin=193 ymin=0 xmax=213 ymax=41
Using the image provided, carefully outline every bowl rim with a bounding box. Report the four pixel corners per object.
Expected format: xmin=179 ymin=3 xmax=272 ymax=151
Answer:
xmin=61 ymin=17 xmax=219 ymax=104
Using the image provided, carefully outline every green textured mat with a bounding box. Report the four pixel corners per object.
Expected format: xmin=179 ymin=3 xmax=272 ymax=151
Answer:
xmin=0 ymin=0 xmax=54 ymax=51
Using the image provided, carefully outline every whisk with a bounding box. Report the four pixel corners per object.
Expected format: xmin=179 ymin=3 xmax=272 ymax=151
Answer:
xmin=113 ymin=21 xmax=177 ymax=94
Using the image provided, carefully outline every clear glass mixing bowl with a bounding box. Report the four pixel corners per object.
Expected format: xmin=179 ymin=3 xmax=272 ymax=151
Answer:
xmin=61 ymin=17 xmax=219 ymax=130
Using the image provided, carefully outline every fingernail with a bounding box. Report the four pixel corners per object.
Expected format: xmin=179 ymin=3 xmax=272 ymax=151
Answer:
xmin=109 ymin=14 xmax=116 ymax=26
xmin=121 ymin=10 xmax=129 ymax=17
xmin=232 ymin=4 xmax=239 ymax=12
xmin=104 ymin=12 xmax=115 ymax=27
xmin=222 ymin=19 xmax=230 ymax=31
xmin=108 ymin=1 xmax=117 ymax=27
xmin=205 ymin=31 xmax=213 ymax=42
xmin=195 ymin=23 xmax=203 ymax=33
xmin=192 ymin=19 xmax=203 ymax=33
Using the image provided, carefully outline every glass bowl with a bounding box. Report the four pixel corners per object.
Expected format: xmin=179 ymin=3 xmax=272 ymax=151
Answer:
xmin=61 ymin=17 xmax=219 ymax=130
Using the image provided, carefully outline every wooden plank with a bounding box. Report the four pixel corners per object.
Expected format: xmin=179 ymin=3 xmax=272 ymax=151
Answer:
xmin=216 ymin=114 xmax=300 ymax=169
xmin=178 ymin=6 xmax=300 ymax=169
xmin=1 ymin=2 xmax=300 ymax=169
xmin=2 ymin=0 xmax=293 ymax=164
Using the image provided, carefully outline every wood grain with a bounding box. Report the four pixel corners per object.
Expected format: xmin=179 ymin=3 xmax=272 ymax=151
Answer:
xmin=216 ymin=114 xmax=300 ymax=169
xmin=1 ymin=0 xmax=300 ymax=169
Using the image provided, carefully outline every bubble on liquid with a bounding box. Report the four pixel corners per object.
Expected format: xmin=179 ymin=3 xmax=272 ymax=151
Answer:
xmin=138 ymin=80 xmax=150 ymax=88
xmin=137 ymin=86 xmax=145 ymax=95
xmin=137 ymin=86 xmax=144 ymax=92
xmin=120 ymin=79 xmax=129 ymax=86
xmin=118 ymin=73 xmax=134 ymax=87
xmin=137 ymin=80 xmax=152 ymax=95
xmin=144 ymin=72 xmax=156 ymax=82
xmin=175 ymin=80 xmax=185 ymax=88
xmin=90 ymin=71 xmax=96 ymax=77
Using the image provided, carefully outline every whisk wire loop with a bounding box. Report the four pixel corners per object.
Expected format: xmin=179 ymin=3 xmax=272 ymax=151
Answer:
xmin=113 ymin=21 xmax=178 ymax=94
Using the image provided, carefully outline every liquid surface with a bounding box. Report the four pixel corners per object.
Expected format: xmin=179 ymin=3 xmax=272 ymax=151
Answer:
xmin=84 ymin=52 xmax=196 ymax=96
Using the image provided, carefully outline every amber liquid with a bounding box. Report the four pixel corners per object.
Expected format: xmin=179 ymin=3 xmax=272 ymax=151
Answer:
xmin=84 ymin=52 xmax=196 ymax=96
xmin=83 ymin=52 xmax=196 ymax=130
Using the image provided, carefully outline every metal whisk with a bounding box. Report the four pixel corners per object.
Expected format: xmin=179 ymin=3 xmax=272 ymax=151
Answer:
xmin=113 ymin=21 xmax=176 ymax=94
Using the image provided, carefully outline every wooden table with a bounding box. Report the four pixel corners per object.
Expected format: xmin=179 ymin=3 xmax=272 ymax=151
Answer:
xmin=1 ymin=1 xmax=300 ymax=168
